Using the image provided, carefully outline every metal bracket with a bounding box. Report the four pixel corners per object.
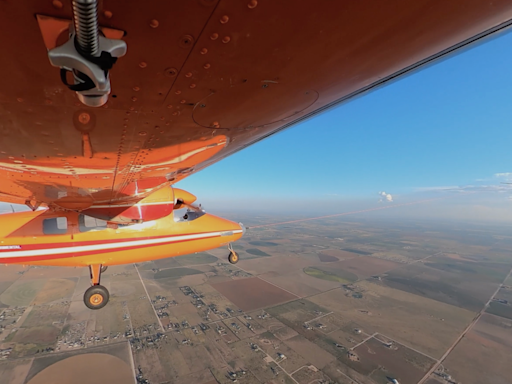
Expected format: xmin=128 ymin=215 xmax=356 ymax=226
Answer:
xmin=48 ymin=34 xmax=126 ymax=107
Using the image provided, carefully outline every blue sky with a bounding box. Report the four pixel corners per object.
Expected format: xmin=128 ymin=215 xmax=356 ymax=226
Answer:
xmin=177 ymin=29 xmax=512 ymax=221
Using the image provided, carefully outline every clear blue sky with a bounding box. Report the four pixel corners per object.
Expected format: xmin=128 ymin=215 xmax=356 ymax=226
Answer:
xmin=178 ymin=31 xmax=512 ymax=220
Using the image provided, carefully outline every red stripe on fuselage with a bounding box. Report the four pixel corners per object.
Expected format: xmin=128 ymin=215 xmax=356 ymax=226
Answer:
xmin=0 ymin=231 xmax=209 ymax=252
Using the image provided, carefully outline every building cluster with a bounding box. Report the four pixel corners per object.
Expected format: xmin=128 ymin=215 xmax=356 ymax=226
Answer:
xmin=129 ymin=332 xmax=167 ymax=351
xmin=227 ymin=368 xmax=247 ymax=382
xmin=0 ymin=307 xmax=26 ymax=336
xmin=136 ymin=366 xmax=150 ymax=384
xmin=56 ymin=321 xmax=87 ymax=350
xmin=435 ymin=369 xmax=459 ymax=384
xmin=257 ymin=311 xmax=269 ymax=319
xmin=0 ymin=347 xmax=12 ymax=359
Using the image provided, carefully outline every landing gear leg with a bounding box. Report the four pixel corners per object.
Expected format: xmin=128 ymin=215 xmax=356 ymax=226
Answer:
xmin=84 ymin=264 xmax=109 ymax=310
xmin=228 ymin=244 xmax=239 ymax=265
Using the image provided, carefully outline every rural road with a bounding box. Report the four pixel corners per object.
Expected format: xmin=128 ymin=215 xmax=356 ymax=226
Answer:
xmin=417 ymin=267 xmax=512 ymax=384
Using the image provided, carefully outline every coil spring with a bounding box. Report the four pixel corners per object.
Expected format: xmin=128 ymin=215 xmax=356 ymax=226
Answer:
xmin=72 ymin=0 xmax=99 ymax=57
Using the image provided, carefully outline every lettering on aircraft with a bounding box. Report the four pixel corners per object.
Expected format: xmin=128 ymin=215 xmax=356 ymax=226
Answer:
xmin=0 ymin=246 xmax=21 ymax=250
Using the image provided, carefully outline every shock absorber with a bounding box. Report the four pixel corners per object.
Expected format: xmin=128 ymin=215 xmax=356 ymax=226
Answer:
xmin=46 ymin=0 xmax=127 ymax=107
xmin=72 ymin=0 xmax=100 ymax=57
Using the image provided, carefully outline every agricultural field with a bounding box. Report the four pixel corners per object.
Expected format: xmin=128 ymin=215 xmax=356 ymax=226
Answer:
xmin=440 ymin=313 xmax=512 ymax=384
xmin=304 ymin=266 xmax=358 ymax=283
xmin=211 ymin=277 xmax=297 ymax=311
xmin=0 ymin=216 xmax=510 ymax=384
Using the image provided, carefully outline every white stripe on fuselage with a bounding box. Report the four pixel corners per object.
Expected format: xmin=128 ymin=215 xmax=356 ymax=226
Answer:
xmin=89 ymin=201 xmax=173 ymax=209
xmin=0 ymin=230 xmax=243 ymax=259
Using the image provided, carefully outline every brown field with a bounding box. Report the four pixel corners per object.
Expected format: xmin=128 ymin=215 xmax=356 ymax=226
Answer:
xmin=26 ymin=353 xmax=133 ymax=384
xmin=0 ymin=265 xmax=28 ymax=281
xmin=444 ymin=253 xmax=478 ymax=262
xmin=13 ymin=325 xmax=60 ymax=344
xmin=442 ymin=313 xmax=512 ymax=384
xmin=333 ymin=256 xmax=403 ymax=278
xmin=238 ymin=254 xmax=313 ymax=276
xmin=109 ymin=281 xmax=137 ymax=297
xmin=22 ymin=302 xmax=69 ymax=328
xmin=0 ymin=279 xmax=46 ymax=306
xmin=322 ymin=359 xmax=376 ymax=384
xmin=355 ymin=337 xmax=435 ymax=383
xmin=31 ymin=278 xmax=76 ymax=305
xmin=0 ymin=358 xmax=34 ymax=384
xmin=20 ymin=267 xmax=82 ymax=280
xmin=153 ymin=256 xmax=181 ymax=269
xmin=211 ymin=277 xmax=298 ymax=311
xmin=261 ymin=269 xmax=341 ymax=297
xmin=309 ymin=281 xmax=475 ymax=359
xmin=319 ymin=249 xmax=359 ymax=261
xmin=318 ymin=253 xmax=338 ymax=262
xmin=0 ymin=280 xmax=15 ymax=297
xmin=283 ymin=334 xmax=336 ymax=369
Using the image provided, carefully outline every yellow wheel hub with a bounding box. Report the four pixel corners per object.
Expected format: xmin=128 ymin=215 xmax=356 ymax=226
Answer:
xmin=90 ymin=293 xmax=104 ymax=305
xmin=231 ymin=253 xmax=238 ymax=262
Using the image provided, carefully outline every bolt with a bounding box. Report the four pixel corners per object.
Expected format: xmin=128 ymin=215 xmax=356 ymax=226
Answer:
xmin=78 ymin=113 xmax=91 ymax=124
xmin=52 ymin=0 xmax=63 ymax=9
xmin=165 ymin=68 xmax=177 ymax=77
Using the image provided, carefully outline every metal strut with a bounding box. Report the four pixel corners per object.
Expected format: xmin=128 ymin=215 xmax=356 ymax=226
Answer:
xmin=72 ymin=0 xmax=100 ymax=57
xmin=47 ymin=0 xmax=126 ymax=107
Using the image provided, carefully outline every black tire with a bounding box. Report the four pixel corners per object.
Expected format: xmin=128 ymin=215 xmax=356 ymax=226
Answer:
xmin=100 ymin=265 xmax=108 ymax=273
xmin=84 ymin=285 xmax=109 ymax=310
xmin=228 ymin=251 xmax=239 ymax=264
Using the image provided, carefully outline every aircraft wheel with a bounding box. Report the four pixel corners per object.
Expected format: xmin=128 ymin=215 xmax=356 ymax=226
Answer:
xmin=100 ymin=265 xmax=108 ymax=273
xmin=84 ymin=285 xmax=109 ymax=310
xmin=228 ymin=251 xmax=239 ymax=264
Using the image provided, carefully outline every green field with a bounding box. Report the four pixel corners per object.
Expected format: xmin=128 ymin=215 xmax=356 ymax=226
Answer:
xmin=342 ymin=248 xmax=372 ymax=255
xmin=153 ymin=268 xmax=203 ymax=279
xmin=175 ymin=253 xmax=218 ymax=266
xmin=248 ymin=241 xmax=278 ymax=247
xmin=246 ymin=248 xmax=271 ymax=257
xmin=486 ymin=301 xmax=512 ymax=320
xmin=303 ymin=267 xmax=357 ymax=283
xmin=0 ymin=280 xmax=46 ymax=307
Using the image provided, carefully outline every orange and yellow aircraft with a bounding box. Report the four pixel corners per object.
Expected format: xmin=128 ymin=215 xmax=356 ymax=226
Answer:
xmin=0 ymin=0 xmax=511 ymax=309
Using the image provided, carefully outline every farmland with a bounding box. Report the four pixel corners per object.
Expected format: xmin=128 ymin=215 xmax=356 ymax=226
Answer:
xmin=0 ymin=216 xmax=510 ymax=384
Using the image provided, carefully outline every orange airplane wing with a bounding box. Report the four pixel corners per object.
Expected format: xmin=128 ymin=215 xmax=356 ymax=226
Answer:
xmin=1 ymin=0 xmax=511 ymax=210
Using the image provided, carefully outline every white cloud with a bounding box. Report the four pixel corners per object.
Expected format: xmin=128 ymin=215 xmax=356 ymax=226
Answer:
xmin=378 ymin=191 xmax=393 ymax=202
xmin=416 ymin=184 xmax=512 ymax=194
xmin=495 ymin=172 xmax=512 ymax=179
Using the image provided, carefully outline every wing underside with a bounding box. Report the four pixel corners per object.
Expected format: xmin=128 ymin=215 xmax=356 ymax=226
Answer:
xmin=0 ymin=0 xmax=511 ymax=209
